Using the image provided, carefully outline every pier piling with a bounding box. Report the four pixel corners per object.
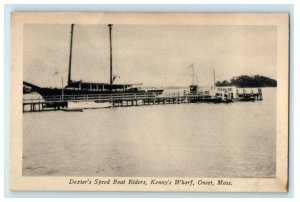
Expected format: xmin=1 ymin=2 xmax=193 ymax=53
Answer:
xmin=23 ymin=89 xmax=263 ymax=112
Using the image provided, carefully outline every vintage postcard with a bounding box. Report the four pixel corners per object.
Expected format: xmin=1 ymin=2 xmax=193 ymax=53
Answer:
xmin=10 ymin=12 xmax=289 ymax=192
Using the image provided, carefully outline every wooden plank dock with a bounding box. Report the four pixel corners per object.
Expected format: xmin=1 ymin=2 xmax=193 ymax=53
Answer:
xmin=23 ymin=93 xmax=188 ymax=112
xmin=23 ymin=90 xmax=263 ymax=112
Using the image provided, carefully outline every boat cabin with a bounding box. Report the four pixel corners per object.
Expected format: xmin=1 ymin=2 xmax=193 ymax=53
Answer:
xmin=189 ymin=85 xmax=198 ymax=94
xmin=215 ymin=86 xmax=239 ymax=99
xmin=66 ymin=81 xmax=133 ymax=92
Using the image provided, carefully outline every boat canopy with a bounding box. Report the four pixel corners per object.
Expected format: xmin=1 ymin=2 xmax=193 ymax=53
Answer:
xmin=66 ymin=81 xmax=134 ymax=92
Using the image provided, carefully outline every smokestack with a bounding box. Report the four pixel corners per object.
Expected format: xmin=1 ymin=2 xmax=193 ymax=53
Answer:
xmin=68 ymin=24 xmax=74 ymax=85
xmin=108 ymin=24 xmax=113 ymax=85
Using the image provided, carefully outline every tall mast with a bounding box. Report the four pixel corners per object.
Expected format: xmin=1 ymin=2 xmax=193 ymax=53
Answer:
xmin=68 ymin=24 xmax=74 ymax=85
xmin=192 ymin=65 xmax=194 ymax=85
xmin=188 ymin=64 xmax=195 ymax=85
xmin=213 ymin=67 xmax=216 ymax=89
xmin=108 ymin=24 xmax=113 ymax=85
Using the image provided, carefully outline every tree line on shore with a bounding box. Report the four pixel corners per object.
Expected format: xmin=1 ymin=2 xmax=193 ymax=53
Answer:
xmin=216 ymin=75 xmax=277 ymax=87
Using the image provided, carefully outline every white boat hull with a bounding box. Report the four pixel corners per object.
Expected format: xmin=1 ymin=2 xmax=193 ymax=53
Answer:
xmin=68 ymin=101 xmax=112 ymax=109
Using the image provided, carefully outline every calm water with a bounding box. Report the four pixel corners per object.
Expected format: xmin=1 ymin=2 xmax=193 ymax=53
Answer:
xmin=23 ymin=88 xmax=276 ymax=177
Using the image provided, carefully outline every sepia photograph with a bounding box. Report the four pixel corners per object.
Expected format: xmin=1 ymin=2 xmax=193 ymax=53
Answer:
xmin=10 ymin=12 xmax=289 ymax=192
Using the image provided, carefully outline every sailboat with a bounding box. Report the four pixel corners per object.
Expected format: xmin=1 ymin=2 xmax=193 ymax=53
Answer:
xmin=23 ymin=24 xmax=164 ymax=97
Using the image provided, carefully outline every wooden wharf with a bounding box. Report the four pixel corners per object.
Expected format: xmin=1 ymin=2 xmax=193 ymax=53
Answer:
xmin=23 ymin=93 xmax=187 ymax=112
xmin=23 ymin=91 xmax=263 ymax=112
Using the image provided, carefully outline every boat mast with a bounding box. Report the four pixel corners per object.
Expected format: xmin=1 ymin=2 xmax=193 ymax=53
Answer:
xmin=213 ymin=67 xmax=216 ymax=89
xmin=188 ymin=64 xmax=195 ymax=85
xmin=192 ymin=66 xmax=195 ymax=85
xmin=108 ymin=24 xmax=113 ymax=85
xmin=61 ymin=77 xmax=64 ymax=100
xmin=68 ymin=24 xmax=74 ymax=85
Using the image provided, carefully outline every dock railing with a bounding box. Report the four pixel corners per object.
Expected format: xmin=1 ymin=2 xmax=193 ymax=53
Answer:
xmin=23 ymin=92 xmax=187 ymax=103
xmin=22 ymin=90 xmax=262 ymax=112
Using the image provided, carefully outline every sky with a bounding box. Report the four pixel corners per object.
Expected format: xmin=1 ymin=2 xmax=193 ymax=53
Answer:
xmin=23 ymin=24 xmax=277 ymax=88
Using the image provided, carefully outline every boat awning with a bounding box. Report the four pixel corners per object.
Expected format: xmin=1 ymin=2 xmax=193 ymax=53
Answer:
xmin=66 ymin=81 xmax=133 ymax=90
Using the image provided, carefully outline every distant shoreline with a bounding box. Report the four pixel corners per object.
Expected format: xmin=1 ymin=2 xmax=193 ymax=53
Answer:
xmin=216 ymin=75 xmax=277 ymax=88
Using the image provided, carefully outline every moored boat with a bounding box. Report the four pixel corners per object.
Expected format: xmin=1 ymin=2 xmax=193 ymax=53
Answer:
xmin=23 ymin=24 xmax=164 ymax=98
xmin=68 ymin=101 xmax=112 ymax=109
xmin=63 ymin=108 xmax=83 ymax=112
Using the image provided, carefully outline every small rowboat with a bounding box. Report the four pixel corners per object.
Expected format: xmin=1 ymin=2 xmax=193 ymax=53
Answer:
xmin=63 ymin=108 xmax=83 ymax=112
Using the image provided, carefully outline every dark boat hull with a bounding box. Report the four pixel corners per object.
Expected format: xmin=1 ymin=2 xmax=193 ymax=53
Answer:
xmin=23 ymin=81 xmax=164 ymax=98
xmin=190 ymin=96 xmax=234 ymax=104
xmin=191 ymin=97 xmax=222 ymax=103
xmin=238 ymin=97 xmax=256 ymax=102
